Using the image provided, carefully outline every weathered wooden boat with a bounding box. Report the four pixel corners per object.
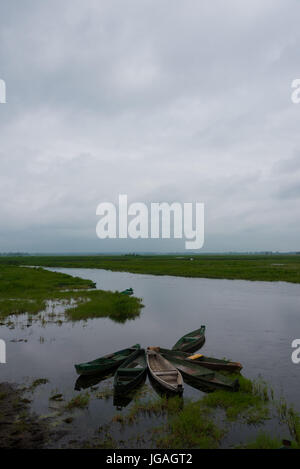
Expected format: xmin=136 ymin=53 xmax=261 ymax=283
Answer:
xmin=158 ymin=347 xmax=242 ymax=373
xmin=151 ymin=348 xmax=239 ymax=392
xmin=172 ymin=325 xmax=206 ymax=353
xmin=74 ymin=344 xmax=140 ymax=376
xmin=120 ymin=288 xmax=134 ymax=296
xmin=113 ymin=374 xmax=147 ymax=409
xmin=114 ymin=348 xmax=147 ymax=394
xmin=146 ymin=348 xmax=183 ymax=394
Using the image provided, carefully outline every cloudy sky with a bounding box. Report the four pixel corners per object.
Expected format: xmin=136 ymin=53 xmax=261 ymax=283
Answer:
xmin=1 ymin=0 xmax=300 ymax=253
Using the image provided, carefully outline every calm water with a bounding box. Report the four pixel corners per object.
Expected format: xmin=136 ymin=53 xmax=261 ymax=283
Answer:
xmin=1 ymin=268 xmax=300 ymax=446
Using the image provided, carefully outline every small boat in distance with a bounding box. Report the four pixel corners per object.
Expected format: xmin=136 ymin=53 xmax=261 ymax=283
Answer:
xmin=172 ymin=325 xmax=206 ymax=353
xmin=147 ymin=347 xmax=183 ymax=394
xmin=114 ymin=348 xmax=147 ymax=394
xmin=158 ymin=347 xmax=242 ymax=373
xmin=74 ymin=344 xmax=140 ymax=376
xmin=120 ymin=288 xmax=134 ymax=296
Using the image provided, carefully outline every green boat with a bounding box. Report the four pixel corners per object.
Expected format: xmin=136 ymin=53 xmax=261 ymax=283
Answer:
xmin=114 ymin=348 xmax=147 ymax=394
xmin=120 ymin=288 xmax=134 ymax=296
xmin=74 ymin=344 xmax=140 ymax=376
xmin=158 ymin=347 xmax=242 ymax=373
xmin=151 ymin=347 xmax=239 ymax=392
xmin=172 ymin=325 xmax=206 ymax=353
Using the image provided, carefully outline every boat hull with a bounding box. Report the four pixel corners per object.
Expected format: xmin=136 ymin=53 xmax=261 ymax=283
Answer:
xmin=114 ymin=349 xmax=147 ymax=394
xmin=159 ymin=347 xmax=242 ymax=373
xmin=146 ymin=349 xmax=183 ymax=394
xmin=74 ymin=344 xmax=141 ymax=376
xmin=172 ymin=326 xmax=206 ymax=353
xmin=160 ymin=354 xmax=239 ymax=392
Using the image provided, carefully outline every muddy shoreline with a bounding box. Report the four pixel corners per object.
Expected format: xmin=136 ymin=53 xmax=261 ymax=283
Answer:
xmin=0 ymin=382 xmax=51 ymax=449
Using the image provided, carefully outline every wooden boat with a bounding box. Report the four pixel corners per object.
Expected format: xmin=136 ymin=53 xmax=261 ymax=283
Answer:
xmin=120 ymin=288 xmax=134 ymax=296
xmin=158 ymin=347 xmax=242 ymax=373
xmin=114 ymin=348 xmax=147 ymax=394
xmin=151 ymin=348 xmax=239 ymax=392
xmin=146 ymin=347 xmax=183 ymax=394
xmin=172 ymin=325 xmax=206 ymax=353
xmin=74 ymin=344 xmax=140 ymax=376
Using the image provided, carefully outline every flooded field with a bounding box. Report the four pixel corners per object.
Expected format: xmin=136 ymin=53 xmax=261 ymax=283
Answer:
xmin=1 ymin=267 xmax=299 ymax=448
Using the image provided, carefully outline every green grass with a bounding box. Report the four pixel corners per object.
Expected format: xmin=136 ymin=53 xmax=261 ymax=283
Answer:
xmin=238 ymin=432 xmax=282 ymax=449
xmin=65 ymin=290 xmax=142 ymax=323
xmin=2 ymin=253 xmax=300 ymax=283
xmin=117 ymin=375 xmax=298 ymax=449
xmin=117 ymin=375 xmax=271 ymax=448
xmin=29 ymin=378 xmax=49 ymax=390
xmin=201 ymin=375 xmax=270 ymax=423
xmin=65 ymin=392 xmax=90 ymax=410
xmin=119 ymin=394 xmax=223 ymax=448
xmin=0 ymin=264 xmax=143 ymax=323
xmin=125 ymin=395 xmax=183 ymax=424
xmin=276 ymin=400 xmax=300 ymax=446
xmin=156 ymin=400 xmax=223 ymax=449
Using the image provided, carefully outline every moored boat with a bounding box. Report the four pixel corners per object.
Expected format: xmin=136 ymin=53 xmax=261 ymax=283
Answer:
xmin=158 ymin=347 xmax=242 ymax=373
xmin=114 ymin=348 xmax=147 ymax=394
xmin=172 ymin=325 xmax=206 ymax=353
xmin=151 ymin=348 xmax=239 ymax=392
xmin=120 ymin=288 xmax=134 ymax=295
xmin=74 ymin=344 xmax=141 ymax=376
xmin=146 ymin=347 xmax=183 ymax=394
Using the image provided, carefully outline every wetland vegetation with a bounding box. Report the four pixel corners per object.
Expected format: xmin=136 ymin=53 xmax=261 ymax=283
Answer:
xmin=1 ymin=255 xmax=300 ymax=448
xmin=2 ymin=253 xmax=300 ymax=283
xmin=0 ymin=264 xmax=143 ymax=323
xmin=2 ymin=371 xmax=299 ymax=449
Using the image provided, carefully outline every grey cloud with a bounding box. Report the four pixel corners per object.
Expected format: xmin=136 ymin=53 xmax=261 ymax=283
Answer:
xmin=1 ymin=0 xmax=300 ymax=252
xmin=272 ymin=154 xmax=300 ymax=174
xmin=277 ymin=182 xmax=300 ymax=200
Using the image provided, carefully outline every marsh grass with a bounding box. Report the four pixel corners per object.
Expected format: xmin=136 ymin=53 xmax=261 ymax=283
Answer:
xmin=201 ymin=375 xmax=270 ymax=423
xmin=238 ymin=432 xmax=282 ymax=449
xmin=3 ymin=253 xmax=300 ymax=284
xmin=156 ymin=400 xmax=224 ymax=449
xmin=0 ymin=265 xmax=143 ymax=323
xmin=65 ymin=290 xmax=142 ymax=323
xmin=127 ymin=375 xmax=277 ymax=449
xmin=276 ymin=400 xmax=300 ymax=446
xmin=123 ymin=395 xmax=183 ymax=424
xmin=95 ymin=384 xmax=114 ymax=400
xmin=65 ymin=392 xmax=90 ymax=410
xmin=28 ymin=378 xmax=49 ymax=392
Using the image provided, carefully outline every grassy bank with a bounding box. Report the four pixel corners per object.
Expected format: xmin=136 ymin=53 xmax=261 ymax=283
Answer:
xmin=0 ymin=265 xmax=143 ymax=323
xmin=1 ymin=254 xmax=300 ymax=283
xmin=98 ymin=374 xmax=300 ymax=449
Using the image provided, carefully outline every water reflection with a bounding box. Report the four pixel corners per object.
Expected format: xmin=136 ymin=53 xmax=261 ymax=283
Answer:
xmin=113 ymin=375 xmax=147 ymax=410
xmin=74 ymin=370 xmax=114 ymax=391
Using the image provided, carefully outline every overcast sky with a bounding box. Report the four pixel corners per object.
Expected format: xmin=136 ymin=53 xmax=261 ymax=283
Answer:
xmin=1 ymin=0 xmax=300 ymax=253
